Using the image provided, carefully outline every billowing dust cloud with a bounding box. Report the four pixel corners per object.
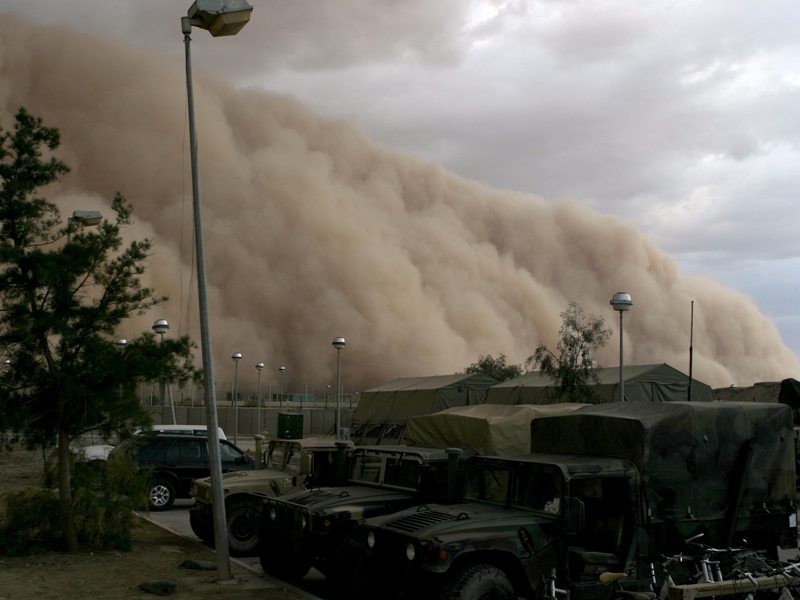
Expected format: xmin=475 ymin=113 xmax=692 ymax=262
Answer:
xmin=0 ymin=16 xmax=797 ymax=394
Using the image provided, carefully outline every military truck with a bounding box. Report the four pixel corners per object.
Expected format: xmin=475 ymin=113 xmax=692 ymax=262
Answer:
xmin=189 ymin=436 xmax=351 ymax=556
xmin=258 ymin=403 xmax=583 ymax=587
xmin=350 ymin=401 xmax=797 ymax=600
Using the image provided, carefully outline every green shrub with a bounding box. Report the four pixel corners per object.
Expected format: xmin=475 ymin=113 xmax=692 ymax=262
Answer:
xmin=0 ymin=488 xmax=64 ymax=555
xmin=0 ymin=454 xmax=150 ymax=554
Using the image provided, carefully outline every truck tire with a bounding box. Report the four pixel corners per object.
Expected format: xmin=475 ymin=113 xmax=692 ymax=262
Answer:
xmin=440 ymin=563 xmax=515 ymax=600
xmin=259 ymin=543 xmax=311 ymax=581
xmin=226 ymin=498 xmax=262 ymax=557
xmin=148 ymin=478 xmax=175 ymax=511
xmin=189 ymin=511 xmax=213 ymax=545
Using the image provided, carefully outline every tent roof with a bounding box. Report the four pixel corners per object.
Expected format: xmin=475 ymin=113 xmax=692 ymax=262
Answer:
xmin=493 ymin=363 xmax=691 ymax=388
xmin=363 ymin=373 xmax=497 ymax=392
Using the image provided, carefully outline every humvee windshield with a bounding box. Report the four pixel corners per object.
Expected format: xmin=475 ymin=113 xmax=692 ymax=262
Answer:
xmin=266 ymin=442 xmax=301 ymax=473
xmin=464 ymin=460 xmax=564 ymax=514
xmin=349 ymin=451 xmax=424 ymax=491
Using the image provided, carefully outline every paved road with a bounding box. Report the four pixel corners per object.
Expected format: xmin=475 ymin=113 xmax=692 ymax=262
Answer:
xmin=140 ymin=500 xmax=329 ymax=600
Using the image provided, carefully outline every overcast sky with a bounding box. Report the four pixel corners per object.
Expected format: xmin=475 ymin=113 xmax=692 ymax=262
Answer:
xmin=6 ymin=0 xmax=800 ymax=361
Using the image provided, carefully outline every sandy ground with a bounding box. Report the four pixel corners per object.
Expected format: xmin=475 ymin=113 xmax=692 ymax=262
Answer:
xmin=0 ymin=448 xmax=313 ymax=600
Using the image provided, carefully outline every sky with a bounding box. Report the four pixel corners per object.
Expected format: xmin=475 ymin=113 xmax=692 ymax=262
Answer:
xmin=0 ymin=0 xmax=798 ymax=391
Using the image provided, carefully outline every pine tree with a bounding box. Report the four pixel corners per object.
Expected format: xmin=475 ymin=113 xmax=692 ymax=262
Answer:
xmin=0 ymin=108 xmax=196 ymax=551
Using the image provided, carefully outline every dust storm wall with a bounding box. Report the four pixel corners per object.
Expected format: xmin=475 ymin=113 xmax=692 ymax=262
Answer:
xmin=0 ymin=16 xmax=796 ymax=392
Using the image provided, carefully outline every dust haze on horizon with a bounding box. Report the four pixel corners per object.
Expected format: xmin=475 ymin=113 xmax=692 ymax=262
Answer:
xmin=0 ymin=16 xmax=797 ymax=393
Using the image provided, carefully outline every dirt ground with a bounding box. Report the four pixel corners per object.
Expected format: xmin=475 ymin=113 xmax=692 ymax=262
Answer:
xmin=0 ymin=448 xmax=312 ymax=600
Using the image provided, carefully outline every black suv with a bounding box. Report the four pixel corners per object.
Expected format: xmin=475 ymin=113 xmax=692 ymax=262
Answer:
xmin=110 ymin=432 xmax=254 ymax=510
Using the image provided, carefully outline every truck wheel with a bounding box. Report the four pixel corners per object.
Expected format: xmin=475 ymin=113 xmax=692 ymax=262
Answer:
xmin=149 ymin=478 xmax=175 ymax=511
xmin=226 ymin=498 xmax=262 ymax=557
xmin=259 ymin=543 xmax=311 ymax=581
xmin=189 ymin=511 xmax=213 ymax=545
xmin=440 ymin=563 xmax=515 ymax=600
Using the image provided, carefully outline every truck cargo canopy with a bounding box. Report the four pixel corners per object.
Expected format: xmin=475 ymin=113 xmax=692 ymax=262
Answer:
xmin=530 ymin=401 xmax=795 ymax=521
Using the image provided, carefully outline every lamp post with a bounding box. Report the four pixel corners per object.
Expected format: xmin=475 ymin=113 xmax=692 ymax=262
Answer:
xmin=181 ymin=0 xmax=253 ymax=581
xmin=152 ymin=319 xmax=176 ymax=424
xmin=231 ymin=353 xmax=242 ymax=444
xmin=278 ymin=366 xmax=286 ymax=408
xmin=332 ymin=337 xmax=346 ymax=441
xmin=610 ymin=292 xmax=633 ymax=403
xmin=67 ymin=210 xmax=103 ymax=242
xmin=255 ymin=362 xmax=265 ymax=434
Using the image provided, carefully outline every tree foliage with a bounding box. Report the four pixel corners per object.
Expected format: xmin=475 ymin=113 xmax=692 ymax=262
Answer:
xmin=0 ymin=108 xmax=197 ymax=551
xmin=464 ymin=354 xmax=523 ymax=383
xmin=526 ymin=303 xmax=611 ymax=403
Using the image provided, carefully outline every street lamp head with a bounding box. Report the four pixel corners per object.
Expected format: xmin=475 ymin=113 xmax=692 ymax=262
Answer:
xmin=231 ymin=352 xmax=243 ymax=362
xmin=115 ymin=338 xmax=128 ymax=347
xmin=610 ymin=292 xmax=633 ymax=312
xmin=255 ymin=362 xmax=264 ymax=371
xmin=187 ymin=0 xmax=253 ymax=37
xmin=278 ymin=366 xmax=286 ymax=372
xmin=332 ymin=336 xmax=346 ymax=350
xmin=152 ymin=319 xmax=170 ymax=335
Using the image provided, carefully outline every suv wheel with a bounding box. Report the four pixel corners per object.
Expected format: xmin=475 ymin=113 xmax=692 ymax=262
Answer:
xmin=149 ymin=478 xmax=175 ymax=511
xmin=226 ymin=498 xmax=262 ymax=557
xmin=440 ymin=563 xmax=515 ymax=600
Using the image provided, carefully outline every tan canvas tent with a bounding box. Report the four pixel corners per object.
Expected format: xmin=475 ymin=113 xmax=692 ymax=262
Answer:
xmin=405 ymin=403 xmax=585 ymax=455
xmin=486 ymin=363 xmax=712 ymax=405
xmin=351 ymin=373 xmax=497 ymax=444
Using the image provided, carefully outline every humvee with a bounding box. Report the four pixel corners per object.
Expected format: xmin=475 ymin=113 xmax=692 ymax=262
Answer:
xmin=189 ymin=436 xmax=351 ymax=556
xmin=259 ymin=445 xmax=468 ymax=585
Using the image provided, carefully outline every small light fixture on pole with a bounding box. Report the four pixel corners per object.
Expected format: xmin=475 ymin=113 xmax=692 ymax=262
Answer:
xmin=67 ymin=210 xmax=103 ymax=243
xmin=181 ymin=0 xmax=252 ymax=581
xmin=278 ymin=366 xmax=286 ymax=408
xmin=255 ymin=362 xmax=265 ymax=434
xmin=610 ymin=292 xmax=633 ymax=402
xmin=231 ymin=352 xmax=242 ymax=445
xmin=332 ymin=337 xmax=346 ymax=441
xmin=152 ymin=319 xmax=176 ymax=424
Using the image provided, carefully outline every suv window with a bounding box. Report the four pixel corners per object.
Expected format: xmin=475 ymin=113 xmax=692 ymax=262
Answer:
xmin=220 ymin=440 xmax=245 ymax=462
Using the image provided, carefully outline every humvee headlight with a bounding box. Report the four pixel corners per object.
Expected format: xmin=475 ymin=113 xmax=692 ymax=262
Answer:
xmin=406 ymin=543 xmax=416 ymax=561
xmin=367 ymin=532 xmax=375 ymax=549
xmin=269 ymin=507 xmax=277 ymax=521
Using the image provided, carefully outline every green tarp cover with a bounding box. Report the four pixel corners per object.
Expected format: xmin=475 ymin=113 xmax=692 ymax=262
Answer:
xmin=405 ymin=403 xmax=585 ymax=455
xmin=487 ymin=363 xmax=712 ymax=405
xmin=530 ymin=401 xmax=795 ymax=521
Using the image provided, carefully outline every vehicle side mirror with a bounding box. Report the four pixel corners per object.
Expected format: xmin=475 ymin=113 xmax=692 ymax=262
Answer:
xmin=564 ymin=496 xmax=585 ymax=534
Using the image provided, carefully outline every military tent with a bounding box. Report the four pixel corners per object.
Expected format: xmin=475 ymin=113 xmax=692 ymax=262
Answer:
xmin=405 ymin=403 xmax=585 ymax=455
xmin=486 ymin=363 xmax=712 ymax=405
xmin=351 ymin=373 xmax=496 ymax=445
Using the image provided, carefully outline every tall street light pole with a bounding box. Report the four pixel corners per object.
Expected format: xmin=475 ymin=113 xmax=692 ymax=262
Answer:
xmin=152 ymin=319 xmax=176 ymax=424
xmin=181 ymin=0 xmax=253 ymax=581
xmin=610 ymin=292 xmax=633 ymax=403
xmin=231 ymin=352 xmax=242 ymax=445
xmin=332 ymin=337 xmax=346 ymax=441
xmin=255 ymin=362 xmax=264 ymax=434
xmin=278 ymin=366 xmax=286 ymax=408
